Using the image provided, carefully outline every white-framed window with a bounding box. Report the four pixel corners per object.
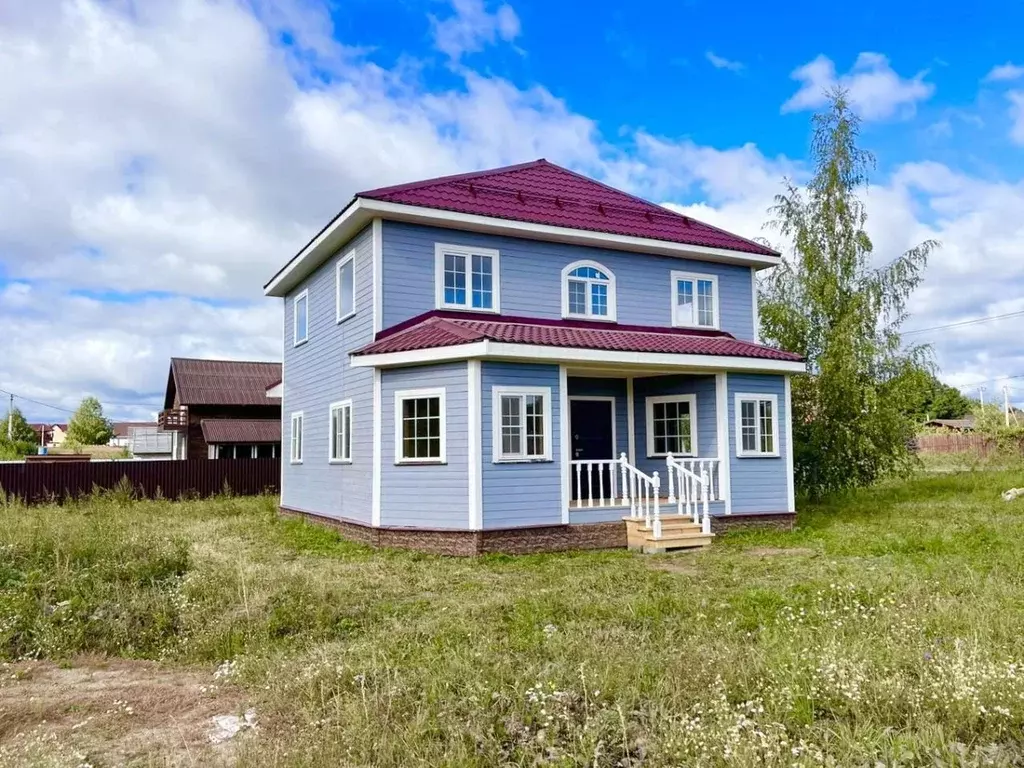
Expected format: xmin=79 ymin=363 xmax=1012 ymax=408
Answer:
xmin=336 ymin=251 xmax=356 ymax=323
xmin=434 ymin=244 xmax=500 ymax=312
xmin=735 ymin=393 xmax=779 ymax=458
xmin=492 ymin=386 xmax=552 ymax=462
xmin=671 ymin=271 xmax=719 ymax=329
xmin=293 ymin=290 xmax=309 ymax=346
xmin=290 ymin=412 xmax=304 ymax=463
xmin=562 ymin=260 xmax=616 ymax=321
xmin=329 ymin=400 xmax=353 ymax=463
xmin=395 ymin=388 xmax=446 ymax=464
xmin=645 ymin=394 xmax=697 ymax=457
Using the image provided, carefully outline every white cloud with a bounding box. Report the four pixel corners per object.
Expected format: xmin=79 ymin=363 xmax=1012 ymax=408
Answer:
xmin=705 ymin=51 xmax=744 ymax=72
xmin=429 ymin=0 xmax=521 ymax=61
xmin=984 ymin=62 xmax=1024 ymax=83
xmin=1007 ymin=91 xmax=1024 ymax=145
xmin=782 ymin=52 xmax=935 ymax=121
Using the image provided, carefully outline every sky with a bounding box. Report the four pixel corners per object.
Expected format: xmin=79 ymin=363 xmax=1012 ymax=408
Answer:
xmin=3 ymin=0 xmax=1024 ymax=421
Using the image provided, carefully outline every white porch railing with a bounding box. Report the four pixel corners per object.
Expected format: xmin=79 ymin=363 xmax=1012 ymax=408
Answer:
xmin=665 ymin=454 xmax=715 ymax=534
xmin=571 ymin=453 xmax=663 ymax=538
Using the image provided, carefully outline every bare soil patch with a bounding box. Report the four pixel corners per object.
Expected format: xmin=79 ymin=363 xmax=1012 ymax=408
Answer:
xmin=744 ymin=546 xmax=816 ymax=558
xmin=647 ymin=559 xmax=700 ymax=575
xmin=0 ymin=658 xmax=252 ymax=767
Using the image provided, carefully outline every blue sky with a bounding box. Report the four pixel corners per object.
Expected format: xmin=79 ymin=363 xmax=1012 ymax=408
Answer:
xmin=2 ymin=0 xmax=1024 ymax=422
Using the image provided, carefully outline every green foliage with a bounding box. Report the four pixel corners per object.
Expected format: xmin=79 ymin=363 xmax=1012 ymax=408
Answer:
xmin=0 ymin=440 xmax=36 ymax=460
xmin=760 ymin=90 xmax=938 ymax=499
xmin=897 ymin=367 xmax=976 ymax=422
xmin=1 ymin=406 xmax=36 ymax=444
xmin=66 ymin=395 xmax=113 ymax=445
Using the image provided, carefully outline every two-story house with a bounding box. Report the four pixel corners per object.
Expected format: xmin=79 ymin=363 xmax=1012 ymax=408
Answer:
xmin=264 ymin=160 xmax=804 ymax=555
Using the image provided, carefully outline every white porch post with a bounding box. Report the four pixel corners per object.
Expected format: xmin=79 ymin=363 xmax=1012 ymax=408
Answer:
xmin=715 ymin=372 xmax=732 ymax=514
xmin=785 ymin=374 xmax=795 ymax=513
xmin=626 ymin=377 xmax=636 ymax=465
xmin=559 ymin=365 xmax=570 ymax=523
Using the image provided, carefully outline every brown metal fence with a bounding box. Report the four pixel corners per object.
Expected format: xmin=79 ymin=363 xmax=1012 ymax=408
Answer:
xmin=0 ymin=458 xmax=280 ymax=504
xmin=915 ymin=434 xmax=997 ymax=455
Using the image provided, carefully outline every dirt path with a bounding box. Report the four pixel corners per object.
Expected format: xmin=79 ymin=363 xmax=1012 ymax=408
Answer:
xmin=0 ymin=658 xmax=254 ymax=767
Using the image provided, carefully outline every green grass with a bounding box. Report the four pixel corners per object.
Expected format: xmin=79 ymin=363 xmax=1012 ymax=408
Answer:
xmin=5 ymin=471 xmax=1024 ymax=765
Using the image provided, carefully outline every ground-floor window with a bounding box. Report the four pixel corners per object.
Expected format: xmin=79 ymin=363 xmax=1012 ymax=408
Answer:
xmin=735 ymin=393 xmax=779 ymax=457
xmin=395 ymin=388 xmax=446 ymax=464
xmin=329 ymin=400 xmax=353 ymax=462
xmin=645 ymin=394 xmax=697 ymax=456
xmin=290 ymin=412 xmax=304 ymax=463
xmin=493 ymin=386 xmax=552 ymax=462
xmin=213 ymin=443 xmax=277 ymax=459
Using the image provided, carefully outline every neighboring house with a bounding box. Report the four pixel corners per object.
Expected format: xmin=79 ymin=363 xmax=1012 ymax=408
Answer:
xmin=264 ymin=159 xmax=805 ymax=555
xmin=109 ymin=421 xmax=158 ymax=448
xmin=128 ymin=425 xmax=176 ymax=460
xmin=158 ymin=358 xmax=282 ymax=459
xmin=924 ymin=417 xmax=975 ymax=432
xmin=28 ymin=423 xmax=67 ymax=447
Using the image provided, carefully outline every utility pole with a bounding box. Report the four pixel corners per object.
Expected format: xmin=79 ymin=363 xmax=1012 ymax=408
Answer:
xmin=979 ymin=386 xmax=986 ymax=408
xmin=1004 ymin=386 xmax=1011 ymax=427
xmin=6 ymin=393 xmax=12 ymax=441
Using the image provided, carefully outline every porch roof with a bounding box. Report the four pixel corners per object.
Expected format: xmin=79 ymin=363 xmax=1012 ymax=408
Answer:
xmin=352 ymin=311 xmax=803 ymax=363
xmin=200 ymin=419 xmax=281 ymax=444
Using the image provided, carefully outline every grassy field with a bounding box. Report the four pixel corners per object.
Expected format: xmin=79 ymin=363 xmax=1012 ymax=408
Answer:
xmin=3 ymin=469 xmax=1024 ymax=766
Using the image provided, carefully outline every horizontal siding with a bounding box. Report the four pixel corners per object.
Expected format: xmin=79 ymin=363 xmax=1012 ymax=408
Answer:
xmin=481 ymin=362 xmax=562 ymax=529
xmin=381 ymin=362 xmax=469 ymax=528
xmin=381 ymin=221 xmax=756 ymax=339
xmin=282 ymin=224 xmax=373 ymax=523
xmin=727 ymin=373 xmax=789 ymax=513
xmin=633 ymin=374 xmax=718 ymax=478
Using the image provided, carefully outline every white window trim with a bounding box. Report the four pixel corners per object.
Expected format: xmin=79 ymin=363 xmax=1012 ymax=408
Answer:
xmin=293 ymin=289 xmax=309 ymax=346
xmin=434 ymin=243 xmax=501 ymax=313
xmin=671 ymin=270 xmax=720 ymax=330
xmin=734 ymin=392 xmax=780 ymax=458
xmin=645 ymin=394 xmax=698 ymax=458
xmin=290 ymin=411 xmax=304 ymax=464
xmin=394 ymin=387 xmax=447 ymax=465
xmin=336 ymin=250 xmax=356 ymax=324
xmin=561 ymin=260 xmax=617 ymax=322
xmin=328 ymin=399 xmax=353 ymax=464
xmin=492 ymin=386 xmax=553 ymax=463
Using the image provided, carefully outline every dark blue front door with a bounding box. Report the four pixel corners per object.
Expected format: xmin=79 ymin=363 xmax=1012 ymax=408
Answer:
xmin=570 ymin=399 xmax=614 ymax=501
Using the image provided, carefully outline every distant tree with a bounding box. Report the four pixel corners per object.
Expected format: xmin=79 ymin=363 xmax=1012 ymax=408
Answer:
xmin=759 ymin=90 xmax=939 ymax=499
xmin=66 ymin=396 xmax=113 ymax=445
xmin=896 ymin=367 xmax=976 ymax=423
xmin=2 ymin=406 xmax=37 ymax=444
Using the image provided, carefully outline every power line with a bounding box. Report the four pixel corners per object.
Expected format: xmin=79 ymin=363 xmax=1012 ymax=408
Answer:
xmin=903 ymin=309 xmax=1024 ymax=336
xmin=0 ymin=387 xmax=159 ymax=416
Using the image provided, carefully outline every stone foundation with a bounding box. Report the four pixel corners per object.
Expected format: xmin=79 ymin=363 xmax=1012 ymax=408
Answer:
xmin=711 ymin=512 xmax=795 ymax=533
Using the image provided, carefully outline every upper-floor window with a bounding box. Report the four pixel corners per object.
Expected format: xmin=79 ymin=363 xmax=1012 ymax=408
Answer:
xmin=562 ymin=260 xmax=616 ymax=321
xmin=336 ymin=251 xmax=355 ymax=323
xmin=435 ymin=244 xmax=500 ymax=312
xmin=293 ymin=290 xmax=309 ymax=346
xmin=672 ymin=271 xmax=718 ymax=329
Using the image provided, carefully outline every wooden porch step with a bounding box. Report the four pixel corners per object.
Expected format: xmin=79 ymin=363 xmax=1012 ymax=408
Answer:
xmin=638 ymin=532 xmax=715 ymax=554
xmin=623 ymin=515 xmax=714 ymax=553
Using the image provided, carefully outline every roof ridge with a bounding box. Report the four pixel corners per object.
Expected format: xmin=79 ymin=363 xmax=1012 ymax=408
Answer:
xmin=171 ymin=356 xmax=281 ymax=366
xmin=357 ymin=159 xmax=548 ymax=199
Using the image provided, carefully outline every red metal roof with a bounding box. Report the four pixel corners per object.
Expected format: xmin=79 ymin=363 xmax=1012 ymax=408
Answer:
xmin=358 ymin=159 xmax=778 ymax=258
xmin=166 ymin=358 xmax=283 ymax=408
xmin=200 ymin=419 xmax=281 ymax=444
xmin=354 ymin=312 xmax=803 ymax=362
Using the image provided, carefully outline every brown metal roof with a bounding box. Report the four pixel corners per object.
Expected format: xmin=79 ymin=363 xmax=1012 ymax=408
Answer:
xmin=111 ymin=421 xmax=157 ymax=437
xmin=200 ymin=419 xmax=281 ymax=444
xmin=166 ymin=358 xmax=282 ymax=408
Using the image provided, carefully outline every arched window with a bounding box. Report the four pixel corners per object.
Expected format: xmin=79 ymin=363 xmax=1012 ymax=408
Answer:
xmin=561 ymin=261 xmax=616 ymax=321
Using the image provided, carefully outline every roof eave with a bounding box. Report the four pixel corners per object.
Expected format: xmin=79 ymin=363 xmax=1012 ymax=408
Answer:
xmin=263 ymin=197 xmax=782 ymax=298
xmin=350 ymin=339 xmax=806 ymax=374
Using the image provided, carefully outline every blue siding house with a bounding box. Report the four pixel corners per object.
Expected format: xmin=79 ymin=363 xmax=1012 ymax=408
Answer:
xmin=265 ymin=160 xmax=804 ymax=555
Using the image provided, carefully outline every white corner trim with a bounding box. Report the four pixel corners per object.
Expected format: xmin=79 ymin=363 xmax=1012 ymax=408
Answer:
xmin=625 ymin=377 xmax=636 ymax=464
xmin=644 ymin=394 xmax=698 ymax=458
xmin=784 ymin=375 xmax=795 ymax=512
xmin=434 ymin=242 xmax=501 ymax=313
xmin=561 ymin=259 xmax=617 ymax=322
xmin=351 ymin=340 xmax=807 ymax=374
xmin=327 ymin=399 xmax=353 ymax=463
xmin=467 ymin=361 xmax=483 ymax=530
xmin=750 ymin=267 xmax=760 ymax=344
xmin=289 ymin=411 xmax=304 ymax=464
xmin=372 ymin=218 xmax=383 ymax=334
xmin=394 ymin=386 xmax=447 ymax=464
xmin=670 ymin=270 xmax=720 ymax=330
xmin=263 ymin=197 xmax=781 ymax=298
xmin=371 ymin=369 xmax=382 ymax=526
xmin=716 ymin=373 xmax=731 ymax=514
xmin=292 ymin=289 xmax=309 ymax=347
xmin=335 ymin=250 xmax=356 ymax=324
xmin=492 ymin=386 xmax=554 ymax=462
xmin=733 ymin=392 xmax=781 ymax=458
xmin=559 ymin=365 xmax=569 ymax=523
